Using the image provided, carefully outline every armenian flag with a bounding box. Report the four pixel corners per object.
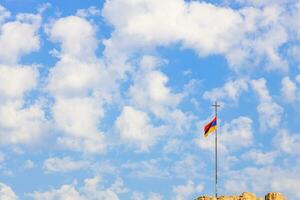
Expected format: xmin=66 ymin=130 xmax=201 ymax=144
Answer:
xmin=204 ymin=116 xmax=217 ymax=137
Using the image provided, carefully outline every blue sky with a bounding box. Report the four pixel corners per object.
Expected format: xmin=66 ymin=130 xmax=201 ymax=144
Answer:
xmin=0 ymin=0 xmax=300 ymax=199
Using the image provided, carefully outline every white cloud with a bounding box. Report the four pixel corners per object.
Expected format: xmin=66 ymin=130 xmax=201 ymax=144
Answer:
xmin=129 ymin=56 xmax=183 ymax=117
xmin=173 ymin=180 xmax=204 ymax=200
xmin=103 ymin=0 xmax=290 ymax=71
xmin=242 ymin=150 xmax=277 ymax=165
xmin=31 ymin=184 xmax=85 ymax=200
xmin=148 ymin=193 xmax=163 ymax=200
xmin=49 ymin=16 xmax=97 ymax=59
xmin=47 ymin=58 xmax=102 ymax=98
xmin=23 ymin=160 xmax=35 ymax=170
xmin=0 ymin=182 xmax=18 ymax=200
xmin=0 ymin=65 xmax=37 ymax=101
xmin=30 ymin=176 xmax=127 ymax=200
xmin=197 ymin=116 xmax=253 ymax=153
xmin=0 ymin=101 xmax=47 ymax=145
xmin=76 ymin=6 xmax=101 ymax=18
xmin=127 ymin=55 xmax=191 ymax=135
xmin=0 ymin=68 xmax=45 ymax=148
xmin=103 ymin=0 xmax=242 ymax=55
xmin=172 ymin=155 xmax=203 ymax=180
xmin=43 ymin=157 xmax=89 ymax=173
xmin=224 ymin=165 xmax=300 ymax=199
xmin=0 ymin=5 xmax=10 ymax=24
xmin=274 ymin=129 xmax=300 ymax=155
xmin=0 ymin=13 xmax=40 ymax=64
xmin=122 ymin=159 xmax=169 ymax=179
xmin=116 ymin=106 xmax=165 ymax=151
xmin=251 ymin=78 xmax=283 ymax=131
xmin=53 ymin=97 xmax=105 ymax=154
xmin=203 ymin=79 xmax=248 ymax=103
xmin=281 ymin=76 xmax=297 ymax=103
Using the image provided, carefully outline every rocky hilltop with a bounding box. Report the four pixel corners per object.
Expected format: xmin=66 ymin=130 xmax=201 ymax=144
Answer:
xmin=196 ymin=192 xmax=285 ymax=200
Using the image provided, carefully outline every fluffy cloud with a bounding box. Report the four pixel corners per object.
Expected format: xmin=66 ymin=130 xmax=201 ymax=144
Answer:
xmin=0 ymin=101 xmax=47 ymax=145
xmin=173 ymin=180 xmax=204 ymax=200
xmin=54 ymin=97 xmax=105 ymax=154
xmin=127 ymin=56 xmax=191 ymax=135
xmin=30 ymin=176 xmax=127 ymax=200
xmin=242 ymin=150 xmax=277 ymax=165
xmin=103 ymin=0 xmax=290 ymax=71
xmin=251 ymin=78 xmax=283 ymax=131
xmin=43 ymin=157 xmax=89 ymax=173
xmin=129 ymin=56 xmax=183 ymax=116
xmin=0 ymin=65 xmax=37 ymax=101
xmin=122 ymin=159 xmax=169 ymax=179
xmin=0 ymin=182 xmax=18 ymax=200
xmin=0 ymin=65 xmax=42 ymax=145
xmin=0 ymin=10 xmax=45 ymax=147
xmin=31 ymin=184 xmax=84 ymax=200
xmin=224 ymin=165 xmax=300 ymax=198
xmin=49 ymin=16 xmax=97 ymax=59
xmin=115 ymin=106 xmax=165 ymax=151
xmin=281 ymin=76 xmax=297 ymax=103
xmin=203 ymin=79 xmax=248 ymax=103
xmin=197 ymin=116 xmax=253 ymax=153
xmin=274 ymin=129 xmax=300 ymax=155
xmin=47 ymin=15 xmax=110 ymax=154
xmin=0 ymin=5 xmax=10 ymax=23
xmin=0 ymin=13 xmax=40 ymax=64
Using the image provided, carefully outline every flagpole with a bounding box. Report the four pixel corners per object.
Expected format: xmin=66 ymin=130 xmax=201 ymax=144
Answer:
xmin=212 ymin=101 xmax=220 ymax=198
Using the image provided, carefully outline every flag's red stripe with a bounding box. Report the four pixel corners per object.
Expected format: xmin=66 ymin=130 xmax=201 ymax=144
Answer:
xmin=204 ymin=117 xmax=217 ymax=134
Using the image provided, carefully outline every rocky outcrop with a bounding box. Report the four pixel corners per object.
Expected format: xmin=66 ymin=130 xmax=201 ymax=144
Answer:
xmin=265 ymin=193 xmax=285 ymax=200
xmin=196 ymin=192 xmax=285 ymax=200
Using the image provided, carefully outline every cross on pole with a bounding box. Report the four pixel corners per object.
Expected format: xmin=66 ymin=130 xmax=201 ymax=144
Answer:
xmin=212 ymin=101 xmax=220 ymax=198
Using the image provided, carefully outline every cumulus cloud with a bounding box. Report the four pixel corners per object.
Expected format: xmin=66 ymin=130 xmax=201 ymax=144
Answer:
xmin=43 ymin=157 xmax=89 ymax=173
xmin=0 ymin=13 xmax=40 ymax=64
xmin=197 ymin=116 xmax=253 ymax=153
xmin=224 ymin=165 xmax=300 ymax=199
xmin=0 ymin=9 xmax=46 ymax=147
xmin=127 ymin=55 xmax=191 ymax=135
xmin=0 ymin=100 xmax=47 ymax=146
xmin=48 ymin=16 xmax=97 ymax=59
xmin=274 ymin=129 xmax=300 ymax=155
xmin=203 ymin=79 xmax=248 ymax=104
xmin=30 ymin=176 xmax=127 ymax=200
xmin=47 ymin=15 xmax=111 ymax=154
xmin=115 ymin=106 xmax=165 ymax=152
xmin=103 ymin=0 xmax=291 ymax=71
xmin=172 ymin=180 xmax=204 ymax=200
xmin=54 ymin=97 xmax=105 ymax=154
xmin=122 ymin=159 xmax=169 ymax=179
xmin=281 ymin=76 xmax=297 ymax=103
xmin=242 ymin=150 xmax=277 ymax=165
xmin=0 ymin=182 xmax=18 ymax=200
xmin=129 ymin=56 xmax=183 ymax=116
xmin=0 ymin=65 xmax=37 ymax=101
xmin=251 ymin=78 xmax=283 ymax=131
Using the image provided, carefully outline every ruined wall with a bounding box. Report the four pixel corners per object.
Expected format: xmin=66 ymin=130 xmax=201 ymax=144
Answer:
xmin=196 ymin=192 xmax=285 ymax=200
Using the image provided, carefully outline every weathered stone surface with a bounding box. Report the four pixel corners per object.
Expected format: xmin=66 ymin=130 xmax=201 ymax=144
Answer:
xmin=265 ymin=192 xmax=285 ymax=200
xmin=197 ymin=196 xmax=216 ymax=200
xmin=241 ymin=192 xmax=256 ymax=200
xmin=196 ymin=196 xmax=216 ymax=200
xmin=196 ymin=192 xmax=285 ymax=200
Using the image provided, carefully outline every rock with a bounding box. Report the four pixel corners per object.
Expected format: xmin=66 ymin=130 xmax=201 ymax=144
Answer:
xmin=241 ymin=192 xmax=256 ymax=200
xmin=196 ymin=192 xmax=285 ymax=200
xmin=196 ymin=196 xmax=217 ymax=200
xmin=265 ymin=192 xmax=285 ymax=200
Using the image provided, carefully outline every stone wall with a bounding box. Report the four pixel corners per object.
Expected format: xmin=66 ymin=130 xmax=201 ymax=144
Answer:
xmin=196 ymin=192 xmax=285 ymax=200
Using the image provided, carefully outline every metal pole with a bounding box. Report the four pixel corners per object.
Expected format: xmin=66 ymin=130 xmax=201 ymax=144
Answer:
xmin=212 ymin=101 xmax=220 ymax=198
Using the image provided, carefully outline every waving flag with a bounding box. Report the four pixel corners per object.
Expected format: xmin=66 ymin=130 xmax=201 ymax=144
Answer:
xmin=204 ymin=116 xmax=217 ymax=137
